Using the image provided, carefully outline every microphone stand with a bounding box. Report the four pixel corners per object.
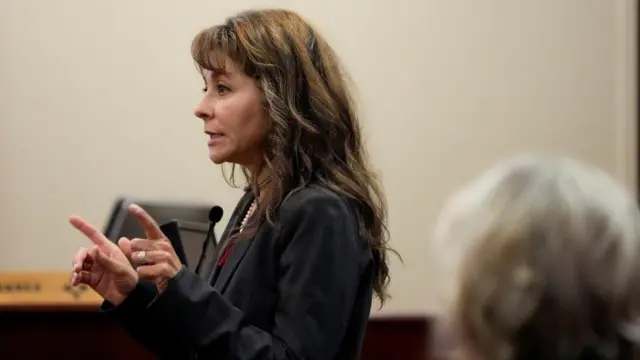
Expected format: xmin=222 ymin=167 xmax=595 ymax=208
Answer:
xmin=194 ymin=206 xmax=223 ymax=276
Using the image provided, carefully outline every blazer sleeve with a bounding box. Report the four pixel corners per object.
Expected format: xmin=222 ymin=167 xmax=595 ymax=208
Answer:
xmin=144 ymin=190 xmax=365 ymax=360
xmin=101 ymin=281 xmax=191 ymax=358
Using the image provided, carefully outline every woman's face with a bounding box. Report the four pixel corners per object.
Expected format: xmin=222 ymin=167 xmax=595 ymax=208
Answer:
xmin=194 ymin=58 xmax=267 ymax=168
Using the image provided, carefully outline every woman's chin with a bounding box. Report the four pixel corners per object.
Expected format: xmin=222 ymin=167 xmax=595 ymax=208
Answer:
xmin=208 ymin=152 xmax=227 ymax=164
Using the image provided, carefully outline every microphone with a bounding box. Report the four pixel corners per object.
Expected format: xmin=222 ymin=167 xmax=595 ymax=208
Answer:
xmin=195 ymin=205 xmax=224 ymax=276
xmin=208 ymin=205 xmax=224 ymax=224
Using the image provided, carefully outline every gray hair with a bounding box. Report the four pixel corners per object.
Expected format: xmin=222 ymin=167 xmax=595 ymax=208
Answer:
xmin=433 ymin=155 xmax=640 ymax=360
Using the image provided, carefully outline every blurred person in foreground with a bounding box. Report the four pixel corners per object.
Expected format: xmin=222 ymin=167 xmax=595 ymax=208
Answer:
xmin=68 ymin=8 xmax=395 ymax=360
xmin=432 ymin=155 xmax=640 ymax=360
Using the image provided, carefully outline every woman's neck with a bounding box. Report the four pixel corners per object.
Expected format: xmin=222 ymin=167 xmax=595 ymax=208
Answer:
xmin=246 ymin=165 xmax=269 ymax=202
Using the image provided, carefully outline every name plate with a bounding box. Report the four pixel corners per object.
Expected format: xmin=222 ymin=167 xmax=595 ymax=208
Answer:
xmin=0 ymin=272 xmax=102 ymax=307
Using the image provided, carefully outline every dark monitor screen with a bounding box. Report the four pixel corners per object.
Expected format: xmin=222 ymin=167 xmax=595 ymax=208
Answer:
xmin=159 ymin=220 xmax=210 ymax=271
xmin=103 ymin=197 xmax=221 ymax=272
xmin=103 ymin=197 xmax=213 ymax=241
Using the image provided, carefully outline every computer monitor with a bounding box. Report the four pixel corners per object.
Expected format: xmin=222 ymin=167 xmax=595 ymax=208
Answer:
xmin=103 ymin=197 xmax=223 ymax=271
xmin=103 ymin=197 xmax=218 ymax=240
xmin=159 ymin=220 xmax=211 ymax=271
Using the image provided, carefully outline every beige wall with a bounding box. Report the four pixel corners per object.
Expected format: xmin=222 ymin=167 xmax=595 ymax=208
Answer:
xmin=0 ymin=0 xmax=636 ymax=315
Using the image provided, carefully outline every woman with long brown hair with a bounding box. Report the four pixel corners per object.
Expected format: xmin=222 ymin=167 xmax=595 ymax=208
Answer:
xmin=68 ymin=8 xmax=394 ymax=360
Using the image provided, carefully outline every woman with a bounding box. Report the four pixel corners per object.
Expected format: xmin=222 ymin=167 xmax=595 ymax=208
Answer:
xmin=69 ymin=8 xmax=394 ymax=360
xmin=431 ymin=155 xmax=640 ymax=360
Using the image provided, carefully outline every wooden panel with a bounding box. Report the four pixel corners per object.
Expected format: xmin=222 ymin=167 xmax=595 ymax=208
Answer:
xmin=0 ymin=272 xmax=430 ymax=359
xmin=0 ymin=272 xmax=102 ymax=306
xmin=361 ymin=315 xmax=430 ymax=360
xmin=0 ymin=307 xmax=155 ymax=360
xmin=0 ymin=309 xmax=430 ymax=360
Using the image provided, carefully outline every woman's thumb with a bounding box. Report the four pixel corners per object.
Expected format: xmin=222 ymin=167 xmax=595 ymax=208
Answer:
xmin=118 ymin=237 xmax=132 ymax=258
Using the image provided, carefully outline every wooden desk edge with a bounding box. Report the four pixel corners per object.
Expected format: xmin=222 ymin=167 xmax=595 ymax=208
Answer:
xmin=0 ymin=271 xmax=103 ymax=309
xmin=0 ymin=303 xmax=102 ymax=312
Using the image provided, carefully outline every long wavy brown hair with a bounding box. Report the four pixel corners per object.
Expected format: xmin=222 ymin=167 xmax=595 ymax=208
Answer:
xmin=190 ymin=9 xmax=396 ymax=304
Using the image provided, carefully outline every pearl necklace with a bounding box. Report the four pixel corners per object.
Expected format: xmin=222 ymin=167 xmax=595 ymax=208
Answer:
xmin=239 ymin=200 xmax=257 ymax=233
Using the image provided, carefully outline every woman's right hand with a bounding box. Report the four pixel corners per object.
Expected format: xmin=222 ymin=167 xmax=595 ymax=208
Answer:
xmin=70 ymin=216 xmax=138 ymax=306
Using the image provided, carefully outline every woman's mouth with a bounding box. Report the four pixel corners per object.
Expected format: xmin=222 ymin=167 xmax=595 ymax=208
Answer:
xmin=207 ymin=133 xmax=224 ymax=146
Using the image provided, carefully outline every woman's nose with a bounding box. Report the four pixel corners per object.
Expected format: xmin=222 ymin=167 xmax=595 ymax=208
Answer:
xmin=194 ymin=97 xmax=214 ymax=121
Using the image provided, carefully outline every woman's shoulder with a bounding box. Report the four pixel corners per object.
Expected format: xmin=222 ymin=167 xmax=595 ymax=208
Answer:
xmin=275 ymin=185 xmax=367 ymax=253
xmin=279 ymin=184 xmax=354 ymax=221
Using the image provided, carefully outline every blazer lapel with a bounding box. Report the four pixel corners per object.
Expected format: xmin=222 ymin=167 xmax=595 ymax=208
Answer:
xmin=208 ymin=192 xmax=254 ymax=285
xmin=213 ymin=235 xmax=255 ymax=293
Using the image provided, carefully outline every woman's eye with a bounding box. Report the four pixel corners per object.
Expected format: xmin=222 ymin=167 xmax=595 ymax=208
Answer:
xmin=216 ymin=84 xmax=230 ymax=95
xmin=202 ymin=87 xmax=208 ymax=93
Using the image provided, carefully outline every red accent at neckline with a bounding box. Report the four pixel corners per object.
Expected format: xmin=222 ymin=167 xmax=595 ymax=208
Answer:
xmin=218 ymin=241 xmax=236 ymax=266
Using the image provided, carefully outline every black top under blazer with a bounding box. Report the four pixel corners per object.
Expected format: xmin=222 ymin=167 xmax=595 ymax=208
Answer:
xmin=102 ymin=185 xmax=376 ymax=360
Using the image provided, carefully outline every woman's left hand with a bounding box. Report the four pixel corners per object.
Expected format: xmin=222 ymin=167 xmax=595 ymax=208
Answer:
xmin=128 ymin=204 xmax=182 ymax=293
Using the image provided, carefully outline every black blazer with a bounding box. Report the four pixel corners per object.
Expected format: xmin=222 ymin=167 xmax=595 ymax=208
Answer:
xmin=102 ymin=185 xmax=376 ymax=360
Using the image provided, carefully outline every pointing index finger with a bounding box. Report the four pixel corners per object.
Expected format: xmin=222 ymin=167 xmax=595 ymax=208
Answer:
xmin=69 ymin=216 xmax=110 ymax=247
xmin=129 ymin=203 xmax=164 ymax=240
